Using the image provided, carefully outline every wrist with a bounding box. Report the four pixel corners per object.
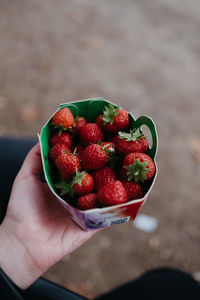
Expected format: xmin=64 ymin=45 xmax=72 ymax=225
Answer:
xmin=0 ymin=225 xmax=42 ymax=289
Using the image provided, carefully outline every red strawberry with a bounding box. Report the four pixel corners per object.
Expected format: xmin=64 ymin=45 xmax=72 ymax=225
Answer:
xmin=96 ymin=104 xmax=129 ymax=134
xmin=80 ymin=123 xmax=104 ymax=145
xmin=52 ymin=108 xmax=75 ymax=129
xmin=82 ymin=144 xmax=107 ymax=171
xmin=49 ymin=132 xmax=72 ymax=148
xmin=97 ymin=180 xmax=127 ymax=207
xmin=95 ymin=115 xmax=104 ymax=128
xmin=73 ymin=116 xmax=87 ymax=134
xmin=72 ymin=171 xmax=94 ymax=196
xmin=49 ymin=143 xmax=71 ymax=163
xmin=123 ymin=153 xmax=155 ymax=182
xmin=101 ymin=141 xmax=114 ymax=150
xmin=93 ymin=167 xmax=117 ymax=190
xmin=78 ymin=193 xmax=98 ymax=210
xmin=113 ymin=129 xmax=148 ymax=155
xmin=122 ymin=181 xmax=143 ymax=201
xmin=55 ymin=153 xmax=81 ymax=180
xmin=100 ymin=142 xmax=115 ymax=158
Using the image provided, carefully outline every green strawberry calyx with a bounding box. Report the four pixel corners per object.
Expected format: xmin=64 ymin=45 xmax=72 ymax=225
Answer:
xmin=55 ymin=170 xmax=86 ymax=197
xmin=102 ymin=104 xmax=120 ymax=124
xmin=71 ymin=170 xmax=86 ymax=186
xmin=50 ymin=123 xmax=73 ymax=136
xmin=55 ymin=180 xmax=74 ymax=197
xmin=125 ymin=158 xmax=150 ymax=182
xmin=119 ymin=128 xmax=145 ymax=142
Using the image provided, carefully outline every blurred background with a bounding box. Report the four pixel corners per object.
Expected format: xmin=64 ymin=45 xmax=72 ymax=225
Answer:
xmin=1 ymin=0 xmax=200 ymax=298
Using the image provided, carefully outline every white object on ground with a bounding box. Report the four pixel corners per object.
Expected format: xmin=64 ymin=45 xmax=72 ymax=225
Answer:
xmin=133 ymin=213 xmax=158 ymax=233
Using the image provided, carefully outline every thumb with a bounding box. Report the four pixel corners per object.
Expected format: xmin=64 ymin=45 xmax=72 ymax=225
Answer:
xmin=18 ymin=144 xmax=42 ymax=179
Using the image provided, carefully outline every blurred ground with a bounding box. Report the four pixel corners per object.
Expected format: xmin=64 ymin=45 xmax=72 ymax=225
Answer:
xmin=1 ymin=0 xmax=200 ymax=298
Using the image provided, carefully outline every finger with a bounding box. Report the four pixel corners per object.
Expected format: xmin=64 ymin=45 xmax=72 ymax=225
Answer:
xmin=18 ymin=143 xmax=42 ymax=179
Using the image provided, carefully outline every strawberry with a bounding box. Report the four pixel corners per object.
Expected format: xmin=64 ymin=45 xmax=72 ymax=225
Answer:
xmin=49 ymin=132 xmax=72 ymax=148
xmin=78 ymin=193 xmax=98 ymax=210
xmin=80 ymin=123 xmax=104 ymax=145
xmin=100 ymin=142 xmax=115 ymax=158
xmin=93 ymin=167 xmax=117 ymax=190
xmin=122 ymin=181 xmax=143 ymax=201
xmin=97 ymin=180 xmax=127 ymax=206
xmin=52 ymin=108 xmax=75 ymax=130
xmin=123 ymin=153 xmax=155 ymax=182
xmin=72 ymin=171 xmax=94 ymax=196
xmin=101 ymin=141 xmax=123 ymax=169
xmin=96 ymin=104 xmax=129 ymax=133
xmin=56 ymin=171 xmax=94 ymax=197
xmin=101 ymin=141 xmax=115 ymax=151
xmin=49 ymin=143 xmax=71 ymax=163
xmin=95 ymin=115 xmax=104 ymax=128
xmin=55 ymin=153 xmax=81 ymax=180
xmin=113 ymin=129 xmax=148 ymax=155
xmin=81 ymin=144 xmax=107 ymax=171
xmin=73 ymin=116 xmax=87 ymax=134
xmin=98 ymin=142 xmax=117 ymax=168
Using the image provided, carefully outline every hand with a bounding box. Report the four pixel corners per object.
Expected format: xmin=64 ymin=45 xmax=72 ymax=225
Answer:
xmin=0 ymin=144 xmax=97 ymax=289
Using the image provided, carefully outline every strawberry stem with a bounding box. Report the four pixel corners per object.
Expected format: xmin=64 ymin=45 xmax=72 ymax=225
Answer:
xmin=73 ymin=148 xmax=77 ymax=155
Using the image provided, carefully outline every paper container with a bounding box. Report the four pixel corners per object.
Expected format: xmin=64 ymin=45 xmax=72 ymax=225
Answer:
xmin=39 ymin=98 xmax=158 ymax=230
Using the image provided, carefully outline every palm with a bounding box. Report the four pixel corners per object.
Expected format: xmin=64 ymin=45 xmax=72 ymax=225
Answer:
xmin=4 ymin=144 xmax=96 ymax=274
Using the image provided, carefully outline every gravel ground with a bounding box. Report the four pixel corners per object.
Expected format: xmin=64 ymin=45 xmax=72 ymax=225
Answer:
xmin=1 ymin=0 xmax=200 ymax=298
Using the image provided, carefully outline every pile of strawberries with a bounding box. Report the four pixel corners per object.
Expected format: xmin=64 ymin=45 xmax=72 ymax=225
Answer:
xmin=48 ymin=104 xmax=156 ymax=210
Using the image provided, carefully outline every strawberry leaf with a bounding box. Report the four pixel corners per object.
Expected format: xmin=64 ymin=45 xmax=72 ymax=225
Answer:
xmin=125 ymin=158 xmax=150 ymax=182
xmin=55 ymin=181 xmax=66 ymax=189
xmin=102 ymin=104 xmax=120 ymax=124
xmin=55 ymin=180 xmax=74 ymax=196
xmin=119 ymin=129 xmax=144 ymax=142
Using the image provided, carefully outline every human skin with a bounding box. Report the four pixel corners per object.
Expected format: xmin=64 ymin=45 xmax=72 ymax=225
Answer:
xmin=0 ymin=144 xmax=97 ymax=289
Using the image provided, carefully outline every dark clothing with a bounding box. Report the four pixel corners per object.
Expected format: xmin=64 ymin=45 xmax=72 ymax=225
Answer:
xmin=96 ymin=268 xmax=200 ymax=300
xmin=0 ymin=137 xmax=37 ymax=224
xmin=0 ymin=137 xmax=200 ymax=300
xmin=0 ymin=267 xmax=87 ymax=300
xmin=1 ymin=267 xmax=200 ymax=300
